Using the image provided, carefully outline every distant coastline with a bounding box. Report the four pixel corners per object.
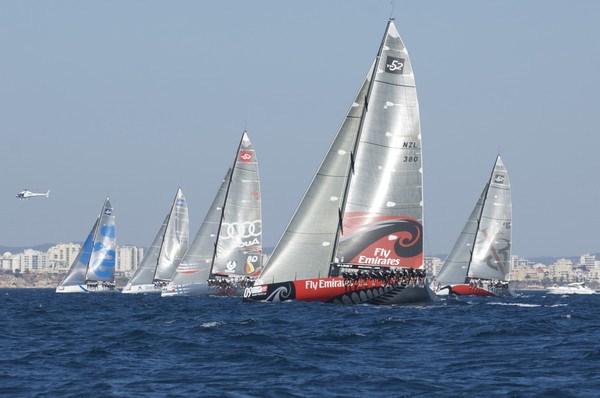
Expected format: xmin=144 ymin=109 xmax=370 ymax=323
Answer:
xmin=0 ymin=273 xmax=63 ymax=288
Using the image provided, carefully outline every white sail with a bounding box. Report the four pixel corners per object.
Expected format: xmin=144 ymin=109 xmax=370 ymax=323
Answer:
xmin=467 ymin=156 xmax=512 ymax=281
xmin=257 ymin=20 xmax=424 ymax=286
xmin=212 ymin=132 xmax=262 ymax=277
xmin=153 ymin=189 xmax=189 ymax=280
xmin=435 ymin=156 xmax=512 ymax=285
xmin=56 ymin=198 xmax=116 ymax=293
xmin=166 ymin=169 xmax=231 ymax=291
xmin=337 ymin=22 xmax=423 ymax=270
xmin=434 ymin=188 xmax=485 ymax=285
xmin=123 ymin=188 xmax=189 ymax=292
xmin=57 ymin=219 xmax=99 ymax=288
xmin=163 ymin=131 xmax=263 ymax=296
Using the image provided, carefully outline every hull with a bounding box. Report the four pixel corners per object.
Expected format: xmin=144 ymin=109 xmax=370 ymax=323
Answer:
xmin=435 ymin=283 xmax=516 ymax=297
xmin=161 ymin=283 xmax=244 ymax=297
xmin=56 ymin=283 xmax=115 ymax=293
xmin=122 ymin=283 xmax=161 ymax=294
xmin=546 ymin=287 xmax=596 ymax=295
xmin=243 ymin=277 xmax=436 ymax=305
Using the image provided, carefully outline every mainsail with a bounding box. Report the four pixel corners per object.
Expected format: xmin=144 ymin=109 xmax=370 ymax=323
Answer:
xmin=57 ymin=198 xmax=116 ymax=292
xmin=257 ymin=19 xmax=424 ymax=286
xmin=163 ymin=131 xmax=262 ymax=296
xmin=435 ymin=155 xmax=512 ymax=286
xmin=124 ymin=188 xmax=189 ymax=290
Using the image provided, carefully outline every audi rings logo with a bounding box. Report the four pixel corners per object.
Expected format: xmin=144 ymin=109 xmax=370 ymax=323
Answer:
xmin=220 ymin=220 xmax=262 ymax=240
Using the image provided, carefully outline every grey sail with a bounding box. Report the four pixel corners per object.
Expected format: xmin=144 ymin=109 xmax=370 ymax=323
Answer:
xmin=125 ymin=188 xmax=189 ymax=287
xmin=163 ymin=132 xmax=262 ymax=296
xmin=58 ymin=218 xmax=99 ymax=287
xmin=153 ymin=189 xmax=190 ymax=280
xmin=126 ymin=217 xmax=166 ymax=285
xmin=467 ymin=156 xmax=512 ymax=281
xmin=85 ymin=198 xmax=116 ymax=282
xmin=167 ymin=168 xmax=232 ymax=288
xmin=435 ymin=155 xmax=512 ymax=284
xmin=434 ymin=188 xmax=485 ymax=285
xmin=257 ymin=20 xmax=424 ymax=285
xmin=256 ymin=67 xmax=370 ymax=284
xmin=212 ymin=132 xmax=262 ymax=277
xmin=337 ymin=21 xmax=423 ymax=269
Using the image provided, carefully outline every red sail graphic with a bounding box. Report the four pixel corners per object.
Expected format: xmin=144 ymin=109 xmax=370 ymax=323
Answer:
xmin=239 ymin=151 xmax=253 ymax=162
xmin=338 ymin=213 xmax=423 ymax=268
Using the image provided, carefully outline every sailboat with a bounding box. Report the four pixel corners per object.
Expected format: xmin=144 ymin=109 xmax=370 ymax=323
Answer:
xmin=244 ymin=19 xmax=435 ymax=305
xmin=162 ymin=131 xmax=262 ymax=297
xmin=432 ymin=155 xmax=514 ymax=297
xmin=56 ymin=197 xmax=116 ymax=293
xmin=122 ymin=188 xmax=189 ymax=294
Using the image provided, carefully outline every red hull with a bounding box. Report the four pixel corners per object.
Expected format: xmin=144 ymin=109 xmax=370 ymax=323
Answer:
xmin=244 ymin=277 xmax=436 ymax=305
xmin=450 ymin=284 xmax=496 ymax=296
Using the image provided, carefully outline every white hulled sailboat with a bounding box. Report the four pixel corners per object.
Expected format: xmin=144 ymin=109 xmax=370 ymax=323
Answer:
xmin=162 ymin=132 xmax=262 ymax=297
xmin=56 ymin=197 xmax=116 ymax=293
xmin=123 ymin=188 xmax=189 ymax=294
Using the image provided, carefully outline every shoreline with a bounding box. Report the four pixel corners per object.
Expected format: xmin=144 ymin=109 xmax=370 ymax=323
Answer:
xmin=0 ymin=274 xmax=129 ymax=289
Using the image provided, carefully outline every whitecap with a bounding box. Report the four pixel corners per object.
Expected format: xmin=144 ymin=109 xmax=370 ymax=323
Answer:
xmin=486 ymin=302 xmax=541 ymax=308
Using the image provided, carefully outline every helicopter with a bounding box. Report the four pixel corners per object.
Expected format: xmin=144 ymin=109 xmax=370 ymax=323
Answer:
xmin=16 ymin=189 xmax=50 ymax=200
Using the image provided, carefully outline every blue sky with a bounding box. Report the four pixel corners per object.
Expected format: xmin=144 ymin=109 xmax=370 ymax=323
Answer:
xmin=1 ymin=1 xmax=599 ymax=258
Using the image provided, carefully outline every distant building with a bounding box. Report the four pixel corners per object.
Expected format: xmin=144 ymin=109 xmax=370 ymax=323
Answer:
xmin=47 ymin=243 xmax=81 ymax=272
xmin=21 ymin=249 xmax=49 ymax=272
xmin=0 ymin=244 xmax=144 ymax=276
xmin=579 ymin=253 xmax=596 ymax=268
xmin=117 ymin=246 xmax=144 ymax=275
xmin=424 ymin=256 xmax=444 ymax=278
xmin=1 ymin=252 xmax=13 ymax=272
xmin=547 ymin=258 xmax=574 ymax=283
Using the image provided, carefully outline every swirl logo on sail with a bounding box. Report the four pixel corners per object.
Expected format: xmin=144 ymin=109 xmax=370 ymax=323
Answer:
xmin=239 ymin=151 xmax=253 ymax=162
xmin=338 ymin=216 xmax=423 ymax=268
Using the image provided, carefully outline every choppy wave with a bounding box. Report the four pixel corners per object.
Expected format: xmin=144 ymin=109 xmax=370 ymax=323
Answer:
xmin=1 ymin=289 xmax=600 ymax=397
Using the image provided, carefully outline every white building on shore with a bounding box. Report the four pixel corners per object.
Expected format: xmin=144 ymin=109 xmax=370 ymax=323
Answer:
xmin=0 ymin=243 xmax=144 ymax=275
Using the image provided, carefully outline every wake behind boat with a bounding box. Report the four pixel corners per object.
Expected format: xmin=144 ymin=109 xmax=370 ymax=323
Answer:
xmin=162 ymin=131 xmax=262 ymax=297
xmin=432 ymin=156 xmax=514 ymax=297
xmin=546 ymin=282 xmax=596 ymax=295
xmin=244 ymin=19 xmax=435 ymax=305
xmin=122 ymin=188 xmax=189 ymax=294
xmin=56 ymin=198 xmax=116 ymax=293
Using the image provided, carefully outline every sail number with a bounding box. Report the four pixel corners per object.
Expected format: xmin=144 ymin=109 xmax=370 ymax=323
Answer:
xmin=402 ymin=142 xmax=419 ymax=162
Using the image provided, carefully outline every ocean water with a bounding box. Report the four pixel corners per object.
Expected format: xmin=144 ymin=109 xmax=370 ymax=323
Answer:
xmin=1 ymin=289 xmax=599 ymax=397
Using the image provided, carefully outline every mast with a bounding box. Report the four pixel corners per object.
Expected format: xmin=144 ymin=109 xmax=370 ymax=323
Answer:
xmin=331 ymin=19 xmax=394 ymax=266
xmin=85 ymin=211 xmax=103 ymax=282
xmin=152 ymin=190 xmax=178 ymax=282
xmin=208 ymin=132 xmax=245 ymax=277
xmin=463 ymin=182 xmax=490 ymax=282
